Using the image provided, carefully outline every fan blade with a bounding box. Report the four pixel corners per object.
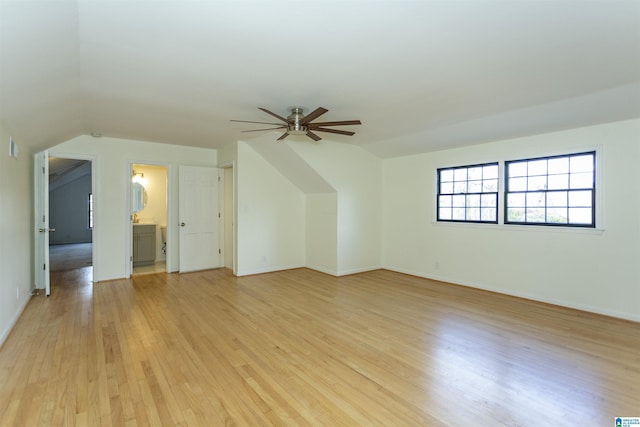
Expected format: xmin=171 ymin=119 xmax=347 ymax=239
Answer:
xmin=241 ymin=126 xmax=287 ymax=132
xmin=310 ymin=120 xmax=361 ymax=127
xmin=259 ymin=107 xmax=289 ymax=123
xmin=313 ymin=127 xmax=356 ymax=136
xmin=306 ymin=130 xmax=322 ymax=141
xmin=231 ymin=119 xmax=284 ymax=125
xmin=277 ymin=132 xmax=290 ymax=141
xmin=300 ymin=107 xmax=328 ymax=124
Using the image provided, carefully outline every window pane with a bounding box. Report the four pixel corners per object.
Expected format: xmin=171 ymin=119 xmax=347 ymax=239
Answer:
xmin=526 ymin=192 xmax=545 ymax=207
xmin=527 ymin=176 xmax=547 ymax=191
xmin=548 ymin=157 xmax=569 ymax=174
xmin=454 ymin=168 xmax=468 ymax=181
xmin=509 ymin=162 xmax=527 ymax=177
xmin=481 ymin=194 xmax=496 ymax=207
xmin=483 ymin=178 xmax=498 ymax=192
xmin=547 ymin=208 xmax=568 ymax=223
xmin=439 ymin=195 xmax=452 ymax=208
xmin=528 ymin=159 xmax=547 ymax=176
xmin=439 ymin=207 xmax=452 ymax=220
xmin=570 ymin=172 xmax=593 ymax=189
xmin=526 ymin=208 xmax=546 ymax=222
xmin=547 ymin=174 xmax=568 ymax=190
xmin=468 ymin=180 xmax=482 ymax=193
xmin=507 ymin=193 xmax=525 ymax=207
xmin=568 ymin=190 xmax=592 ymax=207
xmin=507 ymin=208 xmax=525 ymax=222
xmin=570 ymin=154 xmax=594 ymax=173
xmin=453 ymin=181 xmax=467 ymax=193
xmin=509 ymin=177 xmax=527 ymax=191
xmin=440 ymin=169 xmax=454 ymax=182
xmin=568 ymin=208 xmax=592 ymax=224
xmin=483 ymin=164 xmax=499 ymax=179
xmin=468 ymin=167 xmax=483 ymax=180
xmin=481 ymin=208 xmax=496 ymax=222
xmin=452 ymin=195 xmax=465 ymax=207
xmin=546 ymin=191 xmax=567 ymax=207
xmin=440 ymin=182 xmax=453 ymax=194
xmin=466 ymin=207 xmax=480 ymax=221
xmin=452 ymin=207 xmax=465 ymax=220
xmin=466 ymin=194 xmax=480 ymax=207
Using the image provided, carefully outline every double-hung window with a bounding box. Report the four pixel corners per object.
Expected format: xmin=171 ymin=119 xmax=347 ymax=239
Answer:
xmin=437 ymin=162 xmax=499 ymax=223
xmin=504 ymin=151 xmax=595 ymax=227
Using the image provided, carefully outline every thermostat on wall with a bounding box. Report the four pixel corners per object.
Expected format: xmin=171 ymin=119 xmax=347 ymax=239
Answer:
xmin=9 ymin=137 xmax=18 ymax=159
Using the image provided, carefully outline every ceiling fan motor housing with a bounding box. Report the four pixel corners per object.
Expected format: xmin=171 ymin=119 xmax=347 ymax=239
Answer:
xmin=287 ymin=107 xmax=307 ymax=134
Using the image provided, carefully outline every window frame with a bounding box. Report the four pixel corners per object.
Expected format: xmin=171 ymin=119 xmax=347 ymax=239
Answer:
xmin=436 ymin=161 xmax=499 ymax=224
xmin=504 ymin=151 xmax=596 ymax=228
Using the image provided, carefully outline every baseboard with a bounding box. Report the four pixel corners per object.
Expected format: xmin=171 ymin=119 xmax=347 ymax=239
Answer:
xmin=0 ymin=295 xmax=31 ymax=349
xmin=336 ymin=265 xmax=382 ymax=277
xmin=383 ymin=266 xmax=640 ymax=323
xmin=236 ymin=264 xmax=305 ymax=277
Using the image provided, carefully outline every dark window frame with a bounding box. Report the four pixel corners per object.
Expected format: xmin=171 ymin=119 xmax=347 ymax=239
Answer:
xmin=504 ymin=151 xmax=596 ymax=228
xmin=437 ymin=162 xmax=499 ymax=224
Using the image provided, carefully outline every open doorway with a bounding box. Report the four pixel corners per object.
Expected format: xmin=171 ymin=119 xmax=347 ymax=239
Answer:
xmin=131 ymin=164 xmax=168 ymax=275
xmin=48 ymin=157 xmax=93 ymax=274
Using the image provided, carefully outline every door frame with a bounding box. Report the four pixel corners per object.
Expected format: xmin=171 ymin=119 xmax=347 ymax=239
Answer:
xmin=220 ymin=161 xmax=236 ymax=275
xmin=126 ymin=160 xmax=173 ymax=277
xmin=35 ymin=151 xmax=97 ymax=293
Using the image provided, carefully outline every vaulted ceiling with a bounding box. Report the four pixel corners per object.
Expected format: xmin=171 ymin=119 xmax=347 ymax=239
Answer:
xmin=1 ymin=1 xmax=639 ymax=158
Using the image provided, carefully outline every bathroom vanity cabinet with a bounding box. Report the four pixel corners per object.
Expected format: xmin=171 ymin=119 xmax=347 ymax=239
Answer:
xmin=133 ymin=224 xmax=156 ymax=266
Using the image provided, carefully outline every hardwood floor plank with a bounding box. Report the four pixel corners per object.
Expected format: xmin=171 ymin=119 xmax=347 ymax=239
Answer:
xmin=1 ymin=267 xmax=638 ymax=426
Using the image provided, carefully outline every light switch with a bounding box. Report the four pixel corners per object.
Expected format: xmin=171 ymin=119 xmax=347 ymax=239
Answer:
xmin=9 ymin=137 xmax=18 ymax=159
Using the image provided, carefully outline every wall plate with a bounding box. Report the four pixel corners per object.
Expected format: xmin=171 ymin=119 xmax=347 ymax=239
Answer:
xmin=9 ymin=137 xmax=18 ymax=159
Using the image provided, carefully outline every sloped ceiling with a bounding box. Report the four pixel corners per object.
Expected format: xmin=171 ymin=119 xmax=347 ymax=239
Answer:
xmin=1 ymin=0 xmax=639 ymax=158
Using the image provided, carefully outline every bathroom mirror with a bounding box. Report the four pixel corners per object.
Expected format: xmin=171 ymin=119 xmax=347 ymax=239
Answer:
xmin=132 ymin=182 xmax=148 ymax=213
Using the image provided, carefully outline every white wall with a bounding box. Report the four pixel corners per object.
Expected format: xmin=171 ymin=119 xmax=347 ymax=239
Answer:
xmin=291 ymin=141 xmax=382 ymax=275
xmin=236 ymin=142 xmax=305 ymax=275
xmin=49 ymin=136 xmax=217 ymax=281
xmin=0 ymin=123 xmax=32 ymax=345
xmin=382 ymin=119 xmax=640 ymax=321
xmin=306 ymin=193 xmax=338 ymax=274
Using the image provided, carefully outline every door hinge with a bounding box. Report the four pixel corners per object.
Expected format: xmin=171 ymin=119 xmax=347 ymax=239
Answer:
xmin=42 ymin=166 xmax=45 ymax=174
xmin=219 ymin=249 xmax=222 ymax=254
xmin=218 ymin=212 xmax=221 ymax=218
xmin=218 ymin=176 xmax=221 ymax=182
xmin=43 ymin=263 xmax=46 ymax=270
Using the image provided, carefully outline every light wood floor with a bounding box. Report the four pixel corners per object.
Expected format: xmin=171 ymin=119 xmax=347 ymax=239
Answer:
xmin=1 ymin=268 xmax=638 ymax=426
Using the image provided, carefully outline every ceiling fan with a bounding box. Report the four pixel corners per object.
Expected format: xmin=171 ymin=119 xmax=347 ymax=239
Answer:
xmin=231 ymin=107 xmax=361 ymax=142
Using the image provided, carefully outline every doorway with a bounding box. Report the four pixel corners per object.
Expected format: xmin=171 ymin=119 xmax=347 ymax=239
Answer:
xmin=48 ymin=157 xmax=93 ymax=273
xmin=131 ymin=164 xmax=168 ymax=275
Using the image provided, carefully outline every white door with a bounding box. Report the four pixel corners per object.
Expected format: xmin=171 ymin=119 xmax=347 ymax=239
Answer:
xmin=179 ymin=166 xmax=221 ymax=272
xmin=34 ymin=151 xmax=51 ymax=296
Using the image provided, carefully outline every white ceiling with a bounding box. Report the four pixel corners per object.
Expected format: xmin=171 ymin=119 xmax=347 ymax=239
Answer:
xmin=1 ymin=0 xmax=639 ymax=158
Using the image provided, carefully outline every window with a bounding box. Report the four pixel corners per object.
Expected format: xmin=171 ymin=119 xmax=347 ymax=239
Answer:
xmin=88 ymin=193 xmax=93 ymax=229
xmin=437 ymin=162 xmax=499 ymax=223
xmin=505 ymin=151 xmax=595 ymax=227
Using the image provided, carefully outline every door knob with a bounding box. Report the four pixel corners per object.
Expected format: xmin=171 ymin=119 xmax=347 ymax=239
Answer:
xmin=180 ymin=222 xmax=186 ymax=227
xmin=49 ymin=228 xmax=56 ymax=232
xmin=39 ymin=228 xmax=56 ymax=232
